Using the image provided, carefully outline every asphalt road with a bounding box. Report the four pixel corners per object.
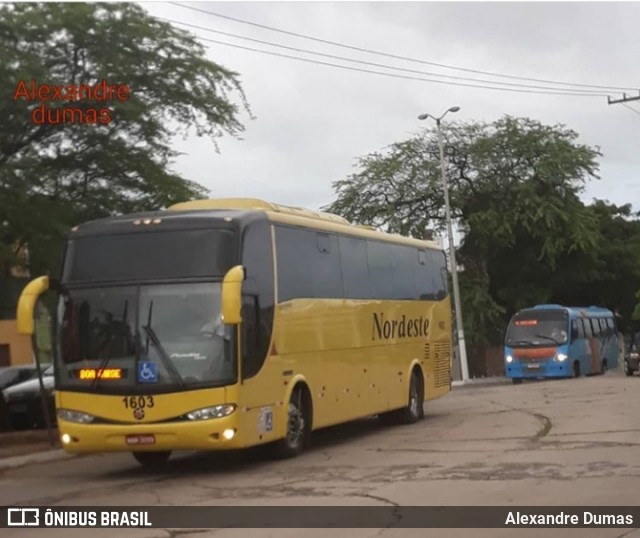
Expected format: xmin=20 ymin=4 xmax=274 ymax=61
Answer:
xmin=2 ymin=372 xmax=640 ymax=538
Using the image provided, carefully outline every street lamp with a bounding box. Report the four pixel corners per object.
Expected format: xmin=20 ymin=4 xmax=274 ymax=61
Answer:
xmin=418 ymin=106 xmax=470 ymax=382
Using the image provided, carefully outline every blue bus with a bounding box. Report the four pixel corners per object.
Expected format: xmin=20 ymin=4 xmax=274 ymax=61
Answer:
xmin=504 ymin=304 xmax=618 ymax=384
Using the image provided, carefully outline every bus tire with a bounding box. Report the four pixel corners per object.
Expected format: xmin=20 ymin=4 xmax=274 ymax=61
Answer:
xmin=273 ymin=385 xmax=310 ymax=459
xmin=572 ymin=361 xmax=580 ymax=378
xmin=397 ymin=370 xmax=425 ymax=424
xmin=512 ymin=378 xmax=523 ymax=385
xmin=378 ymin=370 xmax=425 ymax=426
xmin=132 ymin=451 xmax=171 ymax=468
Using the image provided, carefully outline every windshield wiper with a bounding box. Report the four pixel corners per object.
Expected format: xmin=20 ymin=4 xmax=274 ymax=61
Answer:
xmin=141 ymin=324 xmax=185 ymax=390
xmin=534 ymin=334 xmax=561 ymax=345
xmin=507 ymin=339 xmax=536 ymax=346
xmin=91 ymin=301 xmax=129 ymax=391
xmin=141 ymin=299 xmax=185 ymax=389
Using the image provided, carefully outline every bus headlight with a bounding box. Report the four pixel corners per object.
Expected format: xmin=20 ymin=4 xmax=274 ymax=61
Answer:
xmin=58 ymin=409 xmax=95 ymax=424
xmin=506 ymin=355 xmax=513 ymax=363
xmin=186 ymin=404 xmax=236 ymax=421
xmin=556 ymin=353 xmax=568 ymax=362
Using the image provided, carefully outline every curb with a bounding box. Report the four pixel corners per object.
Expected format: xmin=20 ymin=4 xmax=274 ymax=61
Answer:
xmin=452 ymin=378 xmax=511 ymax=388
xmin=0 ymin=448 xmax=74 ymax=471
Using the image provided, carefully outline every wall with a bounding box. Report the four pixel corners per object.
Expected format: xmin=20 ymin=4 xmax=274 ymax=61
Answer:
xmin=0 ymin=319 xmax=33 ymax=366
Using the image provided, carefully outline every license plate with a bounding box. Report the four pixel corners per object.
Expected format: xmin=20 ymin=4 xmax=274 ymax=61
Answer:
xmin=125 ymin=434 xmax=155 ymax=445
xmin=527 ymin=364 xmax=541 ymax=369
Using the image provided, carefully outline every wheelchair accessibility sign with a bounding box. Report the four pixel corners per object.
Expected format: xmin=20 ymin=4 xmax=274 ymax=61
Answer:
xmin=138 ymin=361 xmax=158 ymax=383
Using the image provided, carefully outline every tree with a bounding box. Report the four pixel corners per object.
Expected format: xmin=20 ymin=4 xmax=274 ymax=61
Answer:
xmin=0 ymin=2 xmax=250 ymax=276
xmin=326 ymin=116 xmax=603 ymax=348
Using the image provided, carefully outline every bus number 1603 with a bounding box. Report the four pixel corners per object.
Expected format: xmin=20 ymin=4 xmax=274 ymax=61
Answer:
xmin=122 ymin=396 xmax=154 ymax=409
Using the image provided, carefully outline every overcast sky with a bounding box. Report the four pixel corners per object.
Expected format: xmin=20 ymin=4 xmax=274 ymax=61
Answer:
xmin=142 ymin=1 xmax=640 ymax=215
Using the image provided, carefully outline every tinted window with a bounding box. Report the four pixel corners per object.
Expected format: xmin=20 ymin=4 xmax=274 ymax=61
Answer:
xmin=583 ymin=318 xmax=592 ymax=338
xmin=276 ymin=226 xmax=446 ymax=302
xmin=63 ymin=229 xmax=238 ymax=283
xmin=241 ymin=220 xmax=275 ymax=379
xmin=571 ymin=319 xmax=583 ymax=340
xmin=591 ymin=319 xmax=600 ymax=336
xmin=391 ymin=245 xmax=418 ymax=300
xmin=0 ymin=370 xmax=19 ymax=389
xmin=419 ymin=249 xmax=448 ymax=300
xmin=367 ymin=240 xmax=395 ymax=299
xmin=276 ymin=227 xmax=343 ymax=301
xmin=339 ymin=236 xmax=371 ymax=299
xmin=506 ymin=309 xmax=569 ymax=346
xmin=598 ymin=319 xmax=608 ymax=336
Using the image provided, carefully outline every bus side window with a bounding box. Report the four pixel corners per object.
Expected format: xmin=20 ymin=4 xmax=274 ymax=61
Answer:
xmin=591 ymin=318 xmax=600 ymax=337
xmin=582 ymin=318 xmax=592 ymax=338
xmin=571 ymin=320 xmax=580 ymax=341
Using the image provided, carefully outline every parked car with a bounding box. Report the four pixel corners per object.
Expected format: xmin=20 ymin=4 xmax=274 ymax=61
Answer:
xmin=0 ymin=365 xmax=38 ymax=390
xmin=624 ymin=345 xmax=639 ymax=376
xmin=2 ymin=365 xmax=56 ymax=430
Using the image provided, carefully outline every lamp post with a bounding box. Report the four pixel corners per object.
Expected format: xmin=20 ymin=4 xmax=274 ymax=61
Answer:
xmin=418 ymin=106 xmax=470 ymax=382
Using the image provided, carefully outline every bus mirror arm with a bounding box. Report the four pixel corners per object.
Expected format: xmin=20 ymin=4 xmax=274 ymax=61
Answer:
xmin=221 ymin=265 xmax=245 ymax=325
xmin=16 ymin=276 xmax=50 ymax=335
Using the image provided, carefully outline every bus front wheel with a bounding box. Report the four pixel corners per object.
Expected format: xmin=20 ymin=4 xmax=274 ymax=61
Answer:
xmin=572 ymin=361 xmax=580 ymax=378
xmin=273 ymin=387 xmax=309 ymax=458
xmin=132 ymin=451 xmax=171 ymax=468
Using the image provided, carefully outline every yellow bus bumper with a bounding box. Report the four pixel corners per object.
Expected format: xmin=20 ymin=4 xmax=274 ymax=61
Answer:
xmin=57 ymin=414 xmax=243 ymax=453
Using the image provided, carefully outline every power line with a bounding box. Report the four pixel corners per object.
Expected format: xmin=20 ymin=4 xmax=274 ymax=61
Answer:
xmin=188 ymin=35 xmax=609 ymax=97
xmin=622 ymin=103 xmax=640 ymax=117
xmin=168 ymin=1 xmax=638 ymax=93
xmin=161 ymin=17 xmax=610 ymax=96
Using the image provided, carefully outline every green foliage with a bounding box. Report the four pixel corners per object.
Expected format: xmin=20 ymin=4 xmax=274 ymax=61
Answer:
xmin=0 ymin=2 xmax=250 ymax=276
xmin=326 ymin=115 xmax=634 ymax=345
xmin=458 ymin=274 xmax=506 ymax=346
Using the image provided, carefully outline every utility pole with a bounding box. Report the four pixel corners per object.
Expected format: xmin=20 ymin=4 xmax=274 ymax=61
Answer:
xmin=418 ymin=107 xmax=471 ymax=383
xmin=608 ymin=92 xmax=640 ymax=105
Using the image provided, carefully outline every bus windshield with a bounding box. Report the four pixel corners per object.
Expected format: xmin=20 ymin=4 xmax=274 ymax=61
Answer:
xmin=505 ymin=310 xmax=569 ymax=346
xmin=56 ymin=282 xmax=236 ymax=393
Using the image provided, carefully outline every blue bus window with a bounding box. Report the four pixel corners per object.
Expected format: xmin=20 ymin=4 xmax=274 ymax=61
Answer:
xmin=583 ymin=318 xmax=592 ymax=338
xmin=571 ymin=320 xmax=580 ymax=340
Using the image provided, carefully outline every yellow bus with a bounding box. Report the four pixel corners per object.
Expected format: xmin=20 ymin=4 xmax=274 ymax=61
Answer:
xmin=17 ymin=198 xmax=452 ymax=467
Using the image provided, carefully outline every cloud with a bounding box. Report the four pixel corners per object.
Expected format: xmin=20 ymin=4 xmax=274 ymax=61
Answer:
xmin=146 ymin=2 xmax=640 ymax=211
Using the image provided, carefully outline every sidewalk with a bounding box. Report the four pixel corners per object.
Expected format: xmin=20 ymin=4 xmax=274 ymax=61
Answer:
xmin=0 ymin=428 xmax=71 ymax=471
xmin=452 ymin=376 xmax=511 ymax=389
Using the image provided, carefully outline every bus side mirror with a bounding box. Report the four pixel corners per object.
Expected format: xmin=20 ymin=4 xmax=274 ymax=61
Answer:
xmin=17 ymin=276 xmax=50 ymax=335
xmin=221 ymin=265 xmax=245 ymax=325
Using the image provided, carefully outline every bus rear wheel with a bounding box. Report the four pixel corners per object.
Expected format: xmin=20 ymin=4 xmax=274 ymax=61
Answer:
xmin=379 ymin=370 xmax=424 ymax=425
xmin=132 ymin=451 xmax=171 ymax=468
xmin=401 ymin=370 xmax=425 ymax=423
xmin=273 ymin=387 xmax=309 ymax=459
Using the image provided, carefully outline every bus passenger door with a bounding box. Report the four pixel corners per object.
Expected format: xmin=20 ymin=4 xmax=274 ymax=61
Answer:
xmin=587 ymin=318 xmax=602 ymax=374
xmin=579 ymin=318 xmax=593 ymax=376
